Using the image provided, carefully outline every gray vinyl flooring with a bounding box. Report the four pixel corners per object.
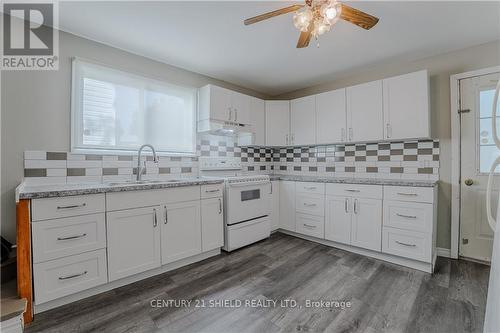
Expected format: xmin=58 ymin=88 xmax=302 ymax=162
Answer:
xmin=27 ymin=233 xmax=490 ymax=333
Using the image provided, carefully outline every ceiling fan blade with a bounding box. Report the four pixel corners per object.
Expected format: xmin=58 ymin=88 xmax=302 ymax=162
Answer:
xmin=244 ymin=4 xmax=304 ymax=25
xmin=339 ymin=4 xmax=379 ymax=30
xmin=296 ymin=26 xmax=312 ymax=48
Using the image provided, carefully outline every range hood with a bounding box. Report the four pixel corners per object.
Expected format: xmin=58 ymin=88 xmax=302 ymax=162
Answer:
xmin=197 ymin=118 xmax=252 ymax=136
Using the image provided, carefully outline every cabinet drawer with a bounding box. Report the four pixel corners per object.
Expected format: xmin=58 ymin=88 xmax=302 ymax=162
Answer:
xmin=383 ymin=186 xmax=434 ymax=203
xmin=382 ymin=227 xmax=431 ymax=263
xmin=33 ymin=249 xmax=107 ymax=304
xmin=326 ymin=183 xmax=382 ymax=199
xmin=295 ymin=182 xmax=325 ymax=195
xmin=296 ymin=194 xmax=325 ymax=216
xmin=295 ymin=213 xmax=325 ymax=239
xmin=383 ymin=201 xmax=433 ymax=233
xmin=32 ymin=213 xmax=106 ymax=263
xmin=201 ymin=183 xmax=224 ymax=199
xmin=32 ymin=194 xmax=105 ymax=221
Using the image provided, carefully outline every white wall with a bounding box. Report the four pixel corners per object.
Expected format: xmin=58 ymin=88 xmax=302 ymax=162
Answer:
xmin=275 ymin=40 xmax=500 ymax=249
xmin=0 ymin=30 xmax=268 ymax=243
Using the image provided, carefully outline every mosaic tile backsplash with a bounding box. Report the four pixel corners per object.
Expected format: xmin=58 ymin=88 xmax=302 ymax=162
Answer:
xmin=23 ymin=134 xmax=439 ymax=185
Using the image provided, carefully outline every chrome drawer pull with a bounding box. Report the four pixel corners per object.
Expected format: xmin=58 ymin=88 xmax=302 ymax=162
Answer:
xmin=205 ymin=189 xmax=220 ymax=193
xmin=397 ymin=193 xmax=417 ymax=196
xmin=57 ymin=203 xmax=87 ymax=210
xmin=396 ymin=241 xmax=417 ymax=247
xmin=396 ymin=213 xmax=417 ymax=219
xmin=303 ymin=224 xmax=317 ymax=229
xmin=218 ymin=198 xmax=222 ymax=214
xmin=303 ymin=203 xmax=317 ymax=207
xmin=304 ymin=186 xmax=317 ymax=190
xmin=164 ymin=206 xmax=168 ymax=224
xmin=58 ymin=270 xmax=88 ymax=280
xmin=57 ymin=233 xmax=87 ymax=241
xmin=153 ymin=208 xmax=158 ymax=227
xmin=345 ymin=189 xmax=360 ymax=193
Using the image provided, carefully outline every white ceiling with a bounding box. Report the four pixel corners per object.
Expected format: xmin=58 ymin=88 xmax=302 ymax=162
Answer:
xmin=58 ymin=1 xmax=500 ymax=96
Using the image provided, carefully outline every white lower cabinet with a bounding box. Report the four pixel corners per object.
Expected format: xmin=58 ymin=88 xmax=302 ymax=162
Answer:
xmin=382 ymin=227 xmax=431 ymax=262
xmin=201 ymin=198 xmax=224 ymax=252
xmin=295 ymin=213 xmax=324 ymax=239
xmin=325 ymin=196 xmax=351 ymax=245
xmin=162 ymin=201 xmax=202 ymax=265
xmin=270 ymin=180 xmax=280 ymax=231
xmin=279 ymin=181 xmax=296 ymax=231
xmin=350 ymin=198 xmax=382 ymax=252
xmin=106 ymin=206 xmax=162 ymax=281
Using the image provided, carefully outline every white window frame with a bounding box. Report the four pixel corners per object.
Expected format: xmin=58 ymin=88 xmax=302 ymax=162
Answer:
xmin=70 ymin=57 xmax=197 ymax=156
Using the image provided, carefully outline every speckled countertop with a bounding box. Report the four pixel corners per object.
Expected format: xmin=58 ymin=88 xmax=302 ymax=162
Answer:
xmin=16 ymin=178 xmax=225 ymax=200
xmin=268 ymin=174 xmax=438 ymax=188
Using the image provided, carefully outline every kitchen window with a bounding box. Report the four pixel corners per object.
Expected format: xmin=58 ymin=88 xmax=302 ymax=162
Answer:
xmin=71 ymin=59 xmax=197 ymax=155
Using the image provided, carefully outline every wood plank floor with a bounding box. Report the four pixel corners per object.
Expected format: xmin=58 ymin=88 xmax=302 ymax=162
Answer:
xmin=26 ymin=233 xmax=490 ymax=333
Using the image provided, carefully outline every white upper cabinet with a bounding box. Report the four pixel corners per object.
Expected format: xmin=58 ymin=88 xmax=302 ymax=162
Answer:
xmin=290 ymin=95 xmax=316 ymax=146
xmin=316 ymin=88 xmax=347 ymax=144
xmin=238 ymin=97 xmax=265 ymax=146
xmin=346 ymin=80 xmax=384 ymax=143
xmin=265 ymin=100 xmax=290 ymax=146
xmin=383 ymin=70 xmax=430 ymax=140
xmin=198 ymin=85 xmax=251 ymax=125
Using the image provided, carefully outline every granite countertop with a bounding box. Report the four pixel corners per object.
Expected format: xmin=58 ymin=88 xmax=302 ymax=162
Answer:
xmin=16 ymin=177 xmax=225 ymax=200
xmin=268 ymin=174 xmax=438 ymax=188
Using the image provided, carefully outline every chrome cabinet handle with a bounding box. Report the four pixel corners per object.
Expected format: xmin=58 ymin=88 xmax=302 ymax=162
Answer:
xmin=353 ymin=199 xmax=358 ymax=214
xmin=59 ymin=270 xmax=88 ymax=280
xmin=205 ymin=189 xmax=220 ymax=193
xmin=345 ymin=189 xmax=360 ymax=193
xmin=57 ymin=233 xmax=87 ymax=241
xmin=386 ymin=123 xmax=391 ymax=138
xmin=57 ymin=203 xmax=86 ymax=210
xmin=228 ymin=108 xmax=232 ymax=121
xmin=303 ymin=224 xmax=317 ymax=229
xmin=396 ymin=241 xmax=417 ymax=247
xmin=235 ymin=110 xmax=238 ymax=122
xmin=218 ymin=198 xmax=222 ymax=214
xmin=345 ymin=198 xmax=349 ymax=213
xmin=349 ymin=128 xmax=353 ymax=141
xmin=164 ymin=206 xmax=168 ymax=224
xmin=291 ymin=133 xmax=295 ymax=145
xmin=153 ymin=208 xmax=158 ymax=227
xmin=396 ymin=213 xmax=417 ymax=219
xmin=270 ymin=182 xmax=273 ymax=194
xmin=303 ymin=203 xmax=317 ymax=207
xmin=397 ymin=192 xmax=418 ymax=196
xmin=341 ymin=128 xmax=345 ymax=142
xmin=304 ymin=186 xmax=317 ymax=190
xmin=285 ymin=134 xmax=289 ymax=145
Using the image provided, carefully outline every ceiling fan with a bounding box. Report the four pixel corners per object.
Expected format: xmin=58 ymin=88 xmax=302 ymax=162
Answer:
xmin=244 ymin=0 xmax=379 ymax=48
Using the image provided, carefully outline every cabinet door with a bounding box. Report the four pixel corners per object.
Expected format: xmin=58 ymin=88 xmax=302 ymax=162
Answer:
xmin=162 ymin=201 xmax=202 ymax=264
xmin=316 ymin=89 xmax=347 ymax=144
xmin=279 ymin=181 xmax=296 ymax=231
xmin=346 ymin=80 xmax=384 ymax=142
xmin=208 ymin=85 xmax=232 ymax=121
xmin=270 ymin=180 xmax=280 ymax=231
xmin=201 ymin=198 xmax=224 ymax=252
xmin=383 ymin=70 xmax=430 ymax=140
xmin=290 ymin=95 xmax=316 ymax=146
xmin=232 ymin=92 xmax=251 ymax=125
xmin=251 ymin=97 xmax=266 ymax=146
xmin=351 ymin=198 xmax=382 ymax=251
xmin=265 ymin=100 xmax=290 ymax=146
xmin=325 ymin=196 xmax=351 ymax=244
xmin=106 ymin=206 xmax=161 ymax=281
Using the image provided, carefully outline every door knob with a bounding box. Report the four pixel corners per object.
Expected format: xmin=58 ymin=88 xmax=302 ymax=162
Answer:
xmin=464 ymin=179 xmax=474 ymax=186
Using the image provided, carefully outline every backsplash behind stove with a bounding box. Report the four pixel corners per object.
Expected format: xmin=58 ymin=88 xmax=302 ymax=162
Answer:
xmin=23 ymin=134 xmax=439 ymax=185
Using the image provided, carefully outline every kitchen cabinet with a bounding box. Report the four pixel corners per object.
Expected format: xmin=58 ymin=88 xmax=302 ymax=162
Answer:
xmin=346 ymin=80 xmax=384 ymax=142
xmin=106 ymin=206 xmax=162 ymax=281
xmin=290 ymin=95 xmax=316 ymax=146
xmin=279 ymin=181 xmax=296 ymax=231
xmin=383 ymin=70 xmax=430 ymax=140
xmin=201 ymin=198 xmax=224 ymax=252
xmin=325 ymin=196 xmax=351 ymax=244
xmin=316 ymin=88 xmax=347 ymax=144
xmin=198 ymin=85 xmax=251 ymax=125
xmin=265 ymin=100 xmax=290 ymax=146
xmin=238 ymin=97 xmax=265 ymax=146
xmin=270 ymin=180 xmax=280 ymax=231
xmin=350 ymin=198 xmax=382 ymax=251
xmin=161 ymin=201 xmax=202 ymax=265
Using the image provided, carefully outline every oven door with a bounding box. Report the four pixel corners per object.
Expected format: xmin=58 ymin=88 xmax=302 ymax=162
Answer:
xmin=226 ymin=181 xmax=271 ymax=225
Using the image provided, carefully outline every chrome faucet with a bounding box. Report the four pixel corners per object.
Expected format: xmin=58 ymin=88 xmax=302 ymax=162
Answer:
xmin=136 ymin=144 xmax=158 ymax=181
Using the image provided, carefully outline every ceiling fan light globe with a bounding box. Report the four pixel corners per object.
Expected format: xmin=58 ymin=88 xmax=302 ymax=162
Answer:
xmin=293 ymin=7 xmax=313 ymax=31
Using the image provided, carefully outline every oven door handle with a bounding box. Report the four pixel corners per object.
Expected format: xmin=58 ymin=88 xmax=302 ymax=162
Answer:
xmin=227 ymin=181 xmax=270 ymax=188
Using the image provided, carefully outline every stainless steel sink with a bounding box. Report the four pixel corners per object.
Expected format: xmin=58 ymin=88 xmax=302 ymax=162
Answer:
xmin=106 ymin=180 xmax=180 ymax=186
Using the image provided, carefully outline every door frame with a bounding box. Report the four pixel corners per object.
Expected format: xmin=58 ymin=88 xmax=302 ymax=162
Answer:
xmin=450 ymin=66 xmax=500 ymax=259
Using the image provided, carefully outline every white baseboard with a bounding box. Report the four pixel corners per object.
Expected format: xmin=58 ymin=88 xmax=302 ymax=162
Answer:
xmin=436 ymin=247 xmax=451 ymax=258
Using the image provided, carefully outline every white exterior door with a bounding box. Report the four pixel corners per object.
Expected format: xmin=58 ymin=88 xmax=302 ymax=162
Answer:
xmin=459 ymin=72 xmax=500 ymax=262
xmin=162 ymin=201 xmax=202 ymax=264
xmin=279 ymin=181 xmax=296 ymax=231
xmin=201 ymin=198 xmax=224 ymax=252
xmin=290 ymin=95 xmax=316 ymax=146
xmin=106 ymin=206 xmax=161 ymax=281
xmin=316 ymin=88 xmax=346 ymax=144
xmin=325 ymin=196 xmax=351 ymax=244
xmin=346 ymin=80 xmax=384 ymax=142
xmin=270 ymin=180 xmax=280 ymax=231
xmin=350 ymin=198 xmax=382 ymax=251
xmin=265 ymin=100 xmax=290 ymax=146
xmin=383 ymin=70 xmax=430 ymax=140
